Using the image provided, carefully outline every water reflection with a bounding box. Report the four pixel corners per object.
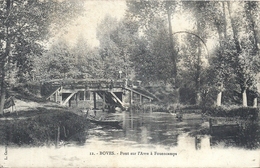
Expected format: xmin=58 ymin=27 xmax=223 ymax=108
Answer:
xmin=88 ymin=110 xmax=260 ymax=150
xmin=88 ymin=111 xmax=203 ymax=148
xmin=1 ymin=110 xmax=259 ymax=167
xmin=210 ymin=121 xmax=260 ymax=149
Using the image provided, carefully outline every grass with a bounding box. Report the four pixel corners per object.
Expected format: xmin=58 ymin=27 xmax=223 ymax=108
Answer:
xmin=202 ymin=106 xmax=259 ymax=120
xmin=0 ymin=108 xmax=93 ymax=147
xmin=0 ymin=83 xmax=97 ymax=146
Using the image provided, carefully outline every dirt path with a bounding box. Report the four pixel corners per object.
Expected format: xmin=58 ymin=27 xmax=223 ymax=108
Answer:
xmin=2 ymin=97 xmax=87 ymax=120
xmin=4 ymin=97 xmax=67 ymax=112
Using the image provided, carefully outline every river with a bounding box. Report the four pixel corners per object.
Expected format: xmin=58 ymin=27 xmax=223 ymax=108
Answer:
xmin=0 ymin=110 xmax=259 ymax=167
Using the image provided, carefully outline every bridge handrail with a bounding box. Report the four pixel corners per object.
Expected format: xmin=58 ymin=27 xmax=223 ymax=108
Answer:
xmin=42 ymin=78 xmax=130 ymax=88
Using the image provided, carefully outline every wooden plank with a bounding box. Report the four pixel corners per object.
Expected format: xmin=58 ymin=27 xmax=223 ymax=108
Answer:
xmin=93 ymin=92 xmax=97 ymax=109
xmin=46 ymin=86 xmax=61 ymax=100
xmin=102 ymin=92 xmax=106 ymax=109
xmin=130 ymin=90 xmax=133 ymax=106
xmin=62 ymin=92 xmax=77 ymax=106
xmin=109 ymin=92 xmax=124 ymax=107
xmin=124 ymin=86 xmax=153 ymax=100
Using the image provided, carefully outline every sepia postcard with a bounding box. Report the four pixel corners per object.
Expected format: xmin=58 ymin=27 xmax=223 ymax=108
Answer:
xmin=0 ymin=0 xmax=259 ymax=167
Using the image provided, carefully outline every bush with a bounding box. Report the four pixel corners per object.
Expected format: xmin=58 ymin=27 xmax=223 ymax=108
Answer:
xmin=0 ymin=111 xmax=89 ymax=146
xmin=203 ymin=106 xmax=259 ymax=120
xmin=13 ymin=83 xmax=46 ymax=102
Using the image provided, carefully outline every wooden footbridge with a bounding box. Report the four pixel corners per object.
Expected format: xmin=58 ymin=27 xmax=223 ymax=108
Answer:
xmin=41 ymin=79 xmax=155 ymax=111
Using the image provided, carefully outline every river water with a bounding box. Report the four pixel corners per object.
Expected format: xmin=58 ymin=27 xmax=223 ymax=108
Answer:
xmin=1 ymin=111 xmax=259 ymax=167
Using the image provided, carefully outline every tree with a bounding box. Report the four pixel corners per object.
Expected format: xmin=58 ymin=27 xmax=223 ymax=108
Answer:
xmin=124 ymin=0 xmax=260 ymax=108
xmin=96 ymin=15 xmax=138 ymax=80
xmin=96 ymin=15 xmax=120 ymax=79
xmin=200 ymin=1 xmax=232 ymax=106
xmin=227 ymin=1 xmax=260 ymax=107
xmin=71 ymin=35 xmax=94 ymax=78
xmin=126 ymin=0 xmax=179 ymax=82
xmin=244 ymin=1 xmax=260 ymax=107
xmin=201 ymin=1 xmax=260 ymax=107
xmin=180 ymin=1 xmax=212 ymax=105
xmin=46 ymin=40 xmax=74 ymax=79
xmin=0 ymin=0 xmax=85 ymax=114
xmin=126 ymin=16 xmax=175 ymax=84
xmin=183 ymin=1 xmax=260 ymax=107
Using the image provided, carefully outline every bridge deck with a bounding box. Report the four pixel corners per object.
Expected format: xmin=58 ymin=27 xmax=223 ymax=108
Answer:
xmin=42 ymin=79 xmax=157 ymax=109
xmin=43 ymin=79 xmax=156 ymax=100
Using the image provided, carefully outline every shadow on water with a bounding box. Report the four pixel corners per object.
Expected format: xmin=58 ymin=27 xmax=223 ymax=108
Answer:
xmin=210 ymin=121 xmax=260 ymax=149
xmin=87 ymin=109 xmax=260 ymax=150
xmin=87 ymin=110 xmax=204 ymax=148
xmin=0 ymin=111 xmax=89 ymax=147
xmin=2 ymin=108 xmax=259 ymax=150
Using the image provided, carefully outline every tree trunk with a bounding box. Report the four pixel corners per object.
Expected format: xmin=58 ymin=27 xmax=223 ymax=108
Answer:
xmin=242 ymin=89 xmax=247 ymax=107
xmin=196 ymin=23 xmax=202 ymax=105
xmin=244 ymin=2 xmax=259 ymax=54
xmin=196 ymin=92 xmax=201 ymax=105
xmin=196 ymin=56 xmax=201 ymax=105
xmin=253 ymin=97 xmax=257 ymax=108
xmin=175 ymin=88 xmax=180 ymax=104
xmin=0 ymin=55 xmax=6 ymax=115
xmin=214 ymin=3 xmax=227 ymax=107
xmin=166 ymin=5 xmax=179 ymax=104
xmin=0 ymin=79 xmax=6 ymax=115
xmin=166 ymin=6 xmax=177 ymax=78
xmin=228 ymin=1 xmax=249 ymax=108
xmin=0 ymin=0 xmax=11 ymax=115
xmin=217 ymin=82 xmax=224 ymax=107
xmin=222 ymin=2 xmax=227 ymax=39
xmin=227 ymin=1 xmax=242 ymax=54
xmin=56 ymin=125 xmax=60 ymax=148
xmin=216 ymin=91 xmax=222 ymax=107
xmin=216 ymin=23 xmax=223 ymax=47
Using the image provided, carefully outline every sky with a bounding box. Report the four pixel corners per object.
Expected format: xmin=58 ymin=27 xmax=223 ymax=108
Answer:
xmin=51 ymin=0 xmax=216 ymax=53
xmin=53 ymin=1 xmax=127 ymax=48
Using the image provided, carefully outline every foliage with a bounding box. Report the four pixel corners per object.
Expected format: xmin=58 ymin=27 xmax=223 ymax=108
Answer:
xmin=126 ymin=1 xmax=180 ymax=84
xmin=2 ymin=0 xmax=260 ymax=110
xmin=96 ymin=15 xmax=138 ymax=80
xmin=0 ymin=0 xmax=85 ymax=114
xmin=38 ymin=40 xmax=74 ymax=79
xmin=203 ymin=106 xmax=259 ymax=120
xmin=13 ymin=82 xmax=45 ymax=102
xmin=133 ymin=17 xmax=175 ymax=83
xmin=34 ymin=35 xmax=102 ymax=80
xmin=0 ymin=110 xmax=89 ymax=146
xmin=0 ymin=0 xmax=85 ymax=82
xmin=34 ymin=1 xmax=260 ymax=108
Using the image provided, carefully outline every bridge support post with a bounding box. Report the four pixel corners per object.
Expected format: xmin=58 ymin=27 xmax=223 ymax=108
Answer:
xmin=102 ymin=92 xmax=106 ymax=110
xmin=130 ymin=90 xmax=133 ymax=107
xmin=76 ymin=92 xmax=79 ymax=107
xmin=60 ymin=93 xmax=63 ymax=105
xmin=140 ymin=95 xmax=142 ymax=104
xmin=55 ymin=91 xmax=58 ymax=102
xmin=149 ymin=99 xmax=152 ymax=113
xmin=93 ymin=92 xmax=97 ymax=109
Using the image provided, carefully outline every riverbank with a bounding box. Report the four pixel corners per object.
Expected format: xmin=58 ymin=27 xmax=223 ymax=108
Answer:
xmin=0 ymin=96 xmax=94 ymax=147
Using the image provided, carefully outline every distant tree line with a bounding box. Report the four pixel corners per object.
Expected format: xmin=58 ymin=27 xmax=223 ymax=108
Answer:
xmin=1 ymin=1 xmax=260 ymax=115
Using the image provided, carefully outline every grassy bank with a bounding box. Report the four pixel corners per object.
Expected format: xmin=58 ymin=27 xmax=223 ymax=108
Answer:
xmin=202 ymin=106 xmax=259 ymax=120
xmin=0 ymin=108 xmax=92 ymax=146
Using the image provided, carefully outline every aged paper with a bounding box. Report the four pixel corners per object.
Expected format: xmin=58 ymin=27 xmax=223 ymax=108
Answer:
xmin=0 ymin=0 xmax=260 ymax=167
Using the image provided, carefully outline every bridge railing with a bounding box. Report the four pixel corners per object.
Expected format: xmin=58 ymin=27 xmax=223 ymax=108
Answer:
xmin=42 ymin=78 xmax=128 ymax=90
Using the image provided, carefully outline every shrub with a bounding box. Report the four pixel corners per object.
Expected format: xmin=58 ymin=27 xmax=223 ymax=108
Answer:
xmin=203 ymin=106 xmax=259 ymax=120
xmin=0 ymin=111 xmax=89 ymax=146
